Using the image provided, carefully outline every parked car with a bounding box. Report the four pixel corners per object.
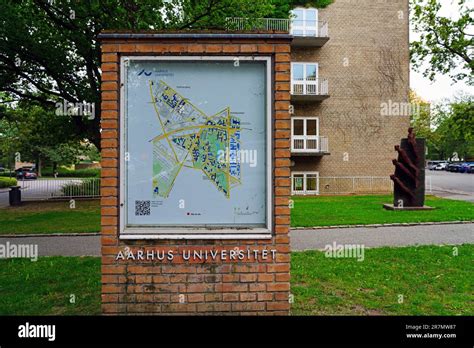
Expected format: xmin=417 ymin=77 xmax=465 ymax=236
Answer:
xmin=433 ymin=162 xmax=448 ymax=170
xmin=16 ymin=168 xmax=37 ymax=180
xmin=447 ymin=163 xmax=462 ymax=172
xmin=427 ymin=161 xmax=443 ymax=170
xmin=459 ymin=162 xmax=474 ymax=173
xmin=468 ymin=164 xmax=474 ymax=174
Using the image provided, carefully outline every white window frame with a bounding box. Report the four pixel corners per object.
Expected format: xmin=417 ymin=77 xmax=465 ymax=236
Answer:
xmin=290 ymin=8 xmax=319 ymax=37
xmin=119 ymin=56 xmax=273 ymax=240
xmin=291 ymin=117 xmax=320 ymax=153
xmin=291 ymin=172 xmax=320 ymax=195
xmin=291 ymin=62 xmax=319 ymax=95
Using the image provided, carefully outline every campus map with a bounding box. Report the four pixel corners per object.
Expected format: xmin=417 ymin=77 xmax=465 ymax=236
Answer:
xmin=150 ymin=80 xmax=242 ymax=199
xmin=125 ymin=60 xmax=266 ymax=226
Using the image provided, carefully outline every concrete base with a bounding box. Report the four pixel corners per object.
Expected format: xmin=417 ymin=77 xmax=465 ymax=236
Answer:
xmin=383 ymin=204 xmax=435 ymax=211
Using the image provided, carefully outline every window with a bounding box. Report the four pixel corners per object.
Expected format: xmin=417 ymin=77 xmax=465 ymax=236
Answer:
xmin=290 ymin=8 xmax=318 ymax=37
xmin=292 ymin=172 xmax=319 ymax=195
xmin=291 ymin=63 xmax=319 ymax=95
xmin=291 ymin=117 xmax=320 ymax=152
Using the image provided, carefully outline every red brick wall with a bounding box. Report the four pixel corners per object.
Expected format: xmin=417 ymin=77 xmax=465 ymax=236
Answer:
xmin=100 ymin=33 xmax=292 ymax=315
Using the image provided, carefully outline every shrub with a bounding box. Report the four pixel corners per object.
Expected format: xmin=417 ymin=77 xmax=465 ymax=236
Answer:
xmin=42 ymin=168 xmax=100 ymax=178
xmin=0 ymin=177 xmax=17 ymax=188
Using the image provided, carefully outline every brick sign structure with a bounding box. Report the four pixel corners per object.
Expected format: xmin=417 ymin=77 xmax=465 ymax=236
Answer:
xmin=98 ymin=32 xmax=292 ymax=315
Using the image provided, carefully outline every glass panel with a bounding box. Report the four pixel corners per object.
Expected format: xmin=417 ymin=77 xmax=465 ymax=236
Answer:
xmin=292 ymin=29 xmax=304 ymax=36
xmin=291 ymin=9 xmax=304 ymax=26
xmin=306 ymin=119 xmax=317 ymax=136
xmin=292 ymin=64 xmax=304 ymax=80
xmin=292 ymin=9 xmax=304 ymax=20
xmin=293 ymin=119 xmax=304 ymax=136
xmin=306 ymin=30 xmax=317 ymax=36
xmin=306 ymin=64 xmax=317 ymax=80
xmin=306 ymin=175 xmax=317 ymax=191
xmin=293 ymin=175 xmax=304 ymax=191
xmin=123 ymin=59 xmax=268 ymax=230
xmin=306 ymin=9 xmax=317 ymax=21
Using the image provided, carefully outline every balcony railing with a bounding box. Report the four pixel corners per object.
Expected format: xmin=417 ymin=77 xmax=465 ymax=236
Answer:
xmin=291 ymin=78 xmax=329 ymax=96
xmin=291 ymin=135 xmax=329 ymax=154
xmin=225 ymin=18 xmax=329 ymax=38
xmin=225 ymin=17 xmax=290 ymax=32
xmin=290 ymin=20 xmax=329 ymax=38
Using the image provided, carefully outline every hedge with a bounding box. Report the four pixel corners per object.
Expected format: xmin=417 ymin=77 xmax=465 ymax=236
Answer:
xmin=41 ymin=168 xmax=100 ymax=178
xmin=0 ymin=177 xmax=17 ymax=188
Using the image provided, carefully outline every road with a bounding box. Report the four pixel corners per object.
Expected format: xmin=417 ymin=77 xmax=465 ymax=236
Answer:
xmin=426 ymin=170 xmax=474 ymax=202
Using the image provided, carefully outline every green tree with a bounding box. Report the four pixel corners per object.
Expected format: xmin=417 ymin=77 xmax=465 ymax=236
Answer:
xmin=429 ymin=95 xmax=474 ymax=160
xmin=447 ymin=96 xmax=474 ymax=142
xmin=409 ymin=90 xmax=432 ymax=139
xmin=270 ymin=0 xmax=333 ymax=18
xmin=409 ymin=90 xmax=441 ymax=158
xmin=1 ymin=0 xmax=335 ymax=151
xmin=0 ymin=0 xmax=280 ymax=149
xmin=410 ymin=0 xmax=473 ymax=85
xmin=0 ymin=101 xmax=81 ymax=174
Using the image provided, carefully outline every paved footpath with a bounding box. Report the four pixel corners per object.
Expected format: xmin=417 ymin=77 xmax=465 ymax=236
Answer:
xmin=291 ymin=223 xmax=474 ymax=251
xmin=0 ymin=223 xmax=473 ymax=256
xmin=0 ymin=235 xmax=100 ymax=257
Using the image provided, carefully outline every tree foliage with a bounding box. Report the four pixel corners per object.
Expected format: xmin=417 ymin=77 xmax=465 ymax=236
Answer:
xmin=412 ymin=93 xmax=474 ymax=160
xmin=0 ymin=0 xmax=289 ymax=149
xmin=0 ymin=0 xmax=334 ymax=155
xmin=270 ymin=0 xmax=333 ymax=18
xmin=410 ymin=0 xmax=473 ymax=85
xmin=409 ymin=90 xmax=433 ymax=141
xmin=0 ymin=100 xmax=82 ymax=172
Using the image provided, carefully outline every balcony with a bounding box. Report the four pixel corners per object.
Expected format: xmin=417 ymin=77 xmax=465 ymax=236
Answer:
xmin=291 ymin=135 xmax=329 ymax=156
xmin=291 ymin=78 xmax=329 ymax=103
xmin=224 ymin=17 xmax=329 ymax=47
xmin=291 ymin=117 xmax=329 ymax=156
xmin=290 ymin=20 xmax=329 ymax=47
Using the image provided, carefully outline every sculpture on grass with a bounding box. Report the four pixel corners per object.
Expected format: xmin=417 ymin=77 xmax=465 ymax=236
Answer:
xmin=390 ymin=127 xmax=426 ymax=208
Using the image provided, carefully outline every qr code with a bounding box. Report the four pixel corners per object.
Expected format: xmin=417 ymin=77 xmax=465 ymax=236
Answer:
xmin=135 ymin=200 xmax=151 ymax=216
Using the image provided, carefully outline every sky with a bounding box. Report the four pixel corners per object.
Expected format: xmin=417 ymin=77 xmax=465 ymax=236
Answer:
xmin=409 ymin=0 xmax=473 ymax=103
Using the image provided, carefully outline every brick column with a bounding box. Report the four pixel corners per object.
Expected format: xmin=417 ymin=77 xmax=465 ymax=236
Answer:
xmin=99 ymin=32 xmax=292 ymax=315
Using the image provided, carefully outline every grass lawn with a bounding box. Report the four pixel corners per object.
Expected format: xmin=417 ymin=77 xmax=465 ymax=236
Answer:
xmin=291 ymin=244 xmax=474 ymax=315
xmin=0 ymin=257 xmax=100 ymax=315
xmin=0 ymin=245 xmax=472 ymax=315
xmin=0 ymin=200 xmax=100 ymax=235
xmin=2 ymin=194 xmax=472 ymax=235
xmin=291 ymin=195 xmax=474 ymax=227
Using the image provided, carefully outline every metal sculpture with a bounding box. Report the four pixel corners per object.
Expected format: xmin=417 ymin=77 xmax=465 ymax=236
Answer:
xmin=390 ymin=127 xmax=426 ymax=208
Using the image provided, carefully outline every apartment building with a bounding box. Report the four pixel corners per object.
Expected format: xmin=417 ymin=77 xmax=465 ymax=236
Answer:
xmin=230 ymin=0 xmax=410 ymax=195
